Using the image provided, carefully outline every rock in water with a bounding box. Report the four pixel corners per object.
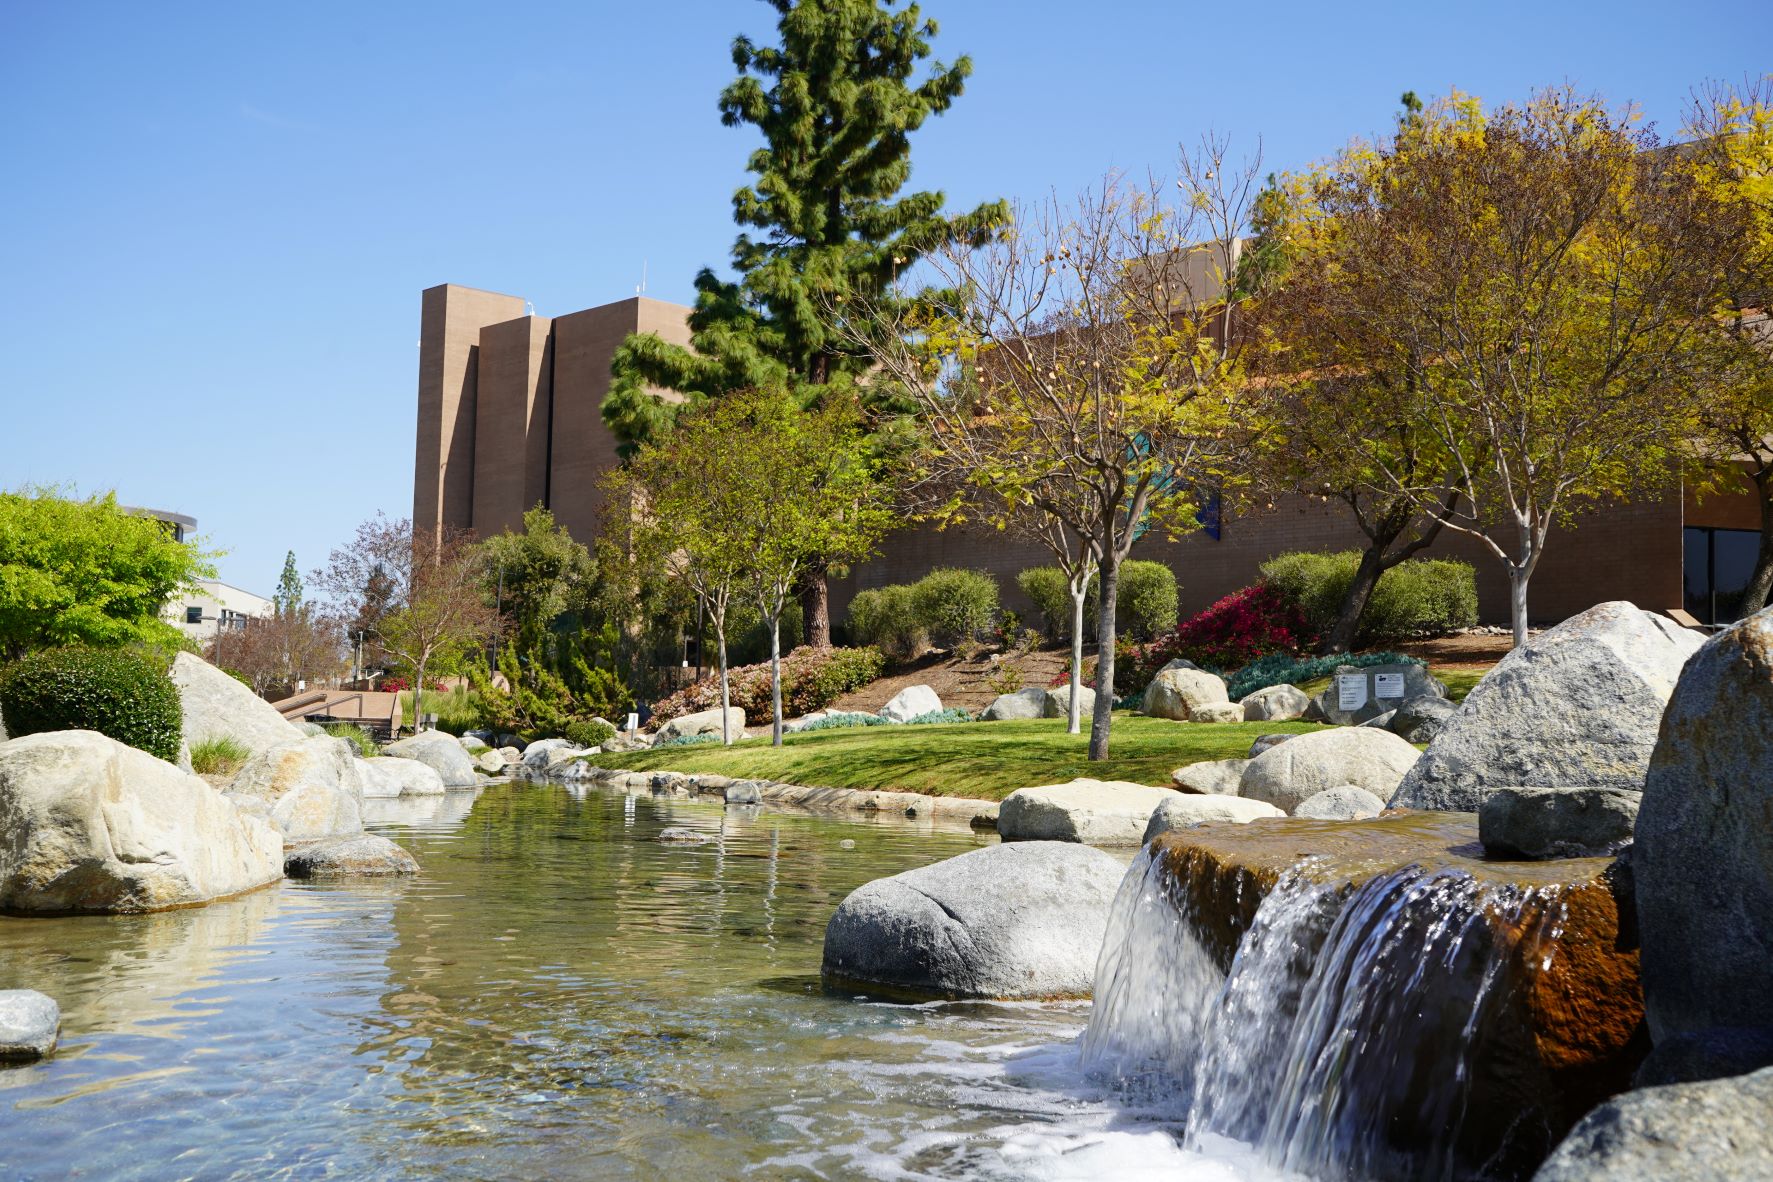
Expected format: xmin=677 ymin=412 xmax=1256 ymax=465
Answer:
xmin=357 ymin=756 xmax=447 ymax=798
xmin=1241 ymin=727 xmax=1421 ymax=814
xmin=1637 ymin=610 xmax=1773 ymax=1044
xmin=384 ymin=730 xmax=478 ymax=787
xmin=1142 ymin=794 xmax=1284 ymax=842
xmin=982 ymin=688 xmax=1045 ymax=721
xmin=1293 ymin=785 xmax=1385 ymax=820
xmin=1532 ymin=1066 xmax=1773 ymax=1182
xmin=1142 ymin=662 xmax=1229 ymax=721
xmin=170 ymin=652 xmax=305 ymax=756
xmin=0 ymin=990 xmax=60 ymax=1060
xmin=0 ymin=731 xmax=283 ymax=913
xmin=284 ymin=833 xmax=418 ymax=877
xmin=879 ymin=685 xmax=942 ymax=724
xmin=821 ymin=841 xmax=1126 ymax=999
xmin=658 ymin=827 xmax=712 ymax=844
xmin=1390 ymin=602 xmax=1702 ymax=812
xmin=998 ymin=779 xmax=1179 ymax=844
xmin=226 ymin=736 xmax=365 ymax=840
xmin=1478 ymin=787 xmax=1638 ymax=859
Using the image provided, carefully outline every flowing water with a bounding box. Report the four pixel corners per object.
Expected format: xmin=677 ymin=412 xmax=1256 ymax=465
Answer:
xmin=0 ymin=783 xmax=1286 ymax=1182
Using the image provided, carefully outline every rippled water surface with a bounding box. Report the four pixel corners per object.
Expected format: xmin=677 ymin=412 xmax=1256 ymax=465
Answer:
xmin=0 ymin=784 xmax=1277 ymax=1181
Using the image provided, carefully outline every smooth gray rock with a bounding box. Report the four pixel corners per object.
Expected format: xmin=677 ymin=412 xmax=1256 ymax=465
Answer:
xmin=0 ymin=990 xmax=59 ymax=1060
xmin=1171 ymin=758 xmax=1248 ymax=796
xmin=880 ymin=685 xmax=942 ymax=724
xmin=724 ymin=781 xmax=763 ymax=805
xmin=458 ymin=734 xmax=489 ymax=753
xmin=1638 ymin=610 xmax=1773 ymax=1043
xmin=1142 ymin=662 xmax=1228 ymax=721
xmin=1293 ymin=785 xmax=1386 ymax=820
xmin=1310 ymin=663 xmax=1444 ymax=726
xmin=1188 ymin=702 xmax=1245 ymax=724
xmin=1478 ymin=786 xmax=1638 ymax=859
xmin=474 ymin=749 xmax=507 ymax=775
xmin=1143 ymin=793 xmax=1284 ymax=842
xmin=384 ymin=730 xmax=478 ymax=787
xmin=0 ymin=731 xmax=283 ymax=913
xmin=1635 ymin=1027 xmax=1773 ymax=1088
xmin=982 ymin=688 xmax=1046 ymax=721
xmin=1042 ymin=683 xmax=1096 ymax=720
xmin=519 ymin=738 xmax=577 ymax=770
xmin=998 ymin=779 xmax=1178 ymax=844
xmin=1532 ymin=1066 xmax=1773 ymax=1182
xmin=1240 ymin=683 xmax=1309 ymax=722
xmin=1242 ymin=727 xmax=1421 ymax=814
xmin=295 ymin=721 xmax=326 ymax=738
xmin=226 ymin=736 xmax=365 ymax=840
xmin=1390 ymin=694 xmax=1459 ymax=744
xmin=658 ymin=706 xmax=745 ymax=741
xmin=169 ymin=652 xmax=305 ymax=756
xmin=821 ymin=841 xmax=1126 ymax=999
xmin=1391 ymin=602 xmax=1702 ymax=812
xmin=357 ymin=756 xmax=447 ymax=798
xmin=283 ymin=833 xmax=418 ymax=878
xmin=1356 ymin=709 xmax=1398 ymax=729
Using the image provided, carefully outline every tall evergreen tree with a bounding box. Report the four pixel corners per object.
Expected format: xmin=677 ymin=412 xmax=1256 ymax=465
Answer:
xmin=274 ymin=550 xmax=303 ymax=616
xmin=604 ymin=0 xmax=1004 ymax=645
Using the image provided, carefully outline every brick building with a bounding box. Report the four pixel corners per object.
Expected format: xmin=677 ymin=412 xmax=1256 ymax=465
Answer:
xmin=413 ymin=283 xmax=1764 ymax=630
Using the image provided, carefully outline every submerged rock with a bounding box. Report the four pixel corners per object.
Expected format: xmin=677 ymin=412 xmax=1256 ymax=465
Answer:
xmin=821 ymin=841 xmax=1125 ymax=999
xmin=1532 ymin=1066 xmax=1773 ymax=1182
xmin=1391 ymin=602 xmax=1702 ymax=812
xmin=658 ymin=827 xmax=713 ymax=844
xmin=1479 ymin=786 xmax=1638 ymax=859
xmin=0 ymin=731 xmax=283 ymax=914
xmin=998 ymin=779 xmax=1178 ymax=844
xmin=284 ymin=833 xmax=418 ymax=878
xmin=0 ymin=989 xmax=59 ymax=1061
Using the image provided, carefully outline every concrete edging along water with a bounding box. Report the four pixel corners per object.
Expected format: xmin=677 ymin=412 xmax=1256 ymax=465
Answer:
xmin=529 ymin=761 xmax=1000 ymax=830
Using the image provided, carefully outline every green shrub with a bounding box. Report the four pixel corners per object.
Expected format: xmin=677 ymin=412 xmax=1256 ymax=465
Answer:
xmin=1260 ymin=551 xmax=1478 ymax=645
xmin=911 ymin=568 xmax=999 ymax=647
xmin=323 ymin=721 xmax=376 ymax=757
xmin=847 ymin=585 xmax=926 ymax=659
xmin=1112 ymin=561 xmax=1179 ymax=641
xmin=1017 ymin=567 xmax=1075 ymax=640
xmin=564 ymin=718 xmax=617 ymax=748
xmin=1224 ymin=650 xmax=1425 ymax=701
xmin=0 ymin=645 xmax=182 ymax=761
xmin=189 ymin=735 xmax=250 ymax=777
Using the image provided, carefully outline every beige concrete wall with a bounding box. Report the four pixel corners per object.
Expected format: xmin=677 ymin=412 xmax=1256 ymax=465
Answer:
xmin=414 ymin=284 xmax=525 ymax=536
xmin=472 ymin=314 xmax=553 ymax=538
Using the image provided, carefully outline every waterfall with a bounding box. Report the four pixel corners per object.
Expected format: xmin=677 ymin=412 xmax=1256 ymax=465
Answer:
xmin=1083 ymin=850 xmax=1573 ymax=1181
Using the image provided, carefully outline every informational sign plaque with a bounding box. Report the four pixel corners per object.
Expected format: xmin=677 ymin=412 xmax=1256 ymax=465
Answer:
xmin=1336 ymin=674 xmax=1368 ymax=711
xmin=1374 ymin=672 xmax=1406 ymax=700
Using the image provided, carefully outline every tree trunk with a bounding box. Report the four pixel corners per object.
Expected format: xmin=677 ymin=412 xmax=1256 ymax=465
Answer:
xmin=1739 ymin=472 xmax=1773 ymax=618
xmin=769 ymin=613 xmax=784 ymax=747
xmin=718 ymin=630 xmax=731 ymax=746
xmin=1324 ymin=544 xmax=1389 ymax=654
xmin=1068 ymin=582 xmax=1087 ymax=735
xmin=1509 ymin=567 xmax=1531 ymax=649
xmin=799 ymin=560 xmax=831 ymax=649
xmin=413 ymin=657 xmax=427 ymax=735
xmin=1089 ymin=556 xmax=1120 ymax=761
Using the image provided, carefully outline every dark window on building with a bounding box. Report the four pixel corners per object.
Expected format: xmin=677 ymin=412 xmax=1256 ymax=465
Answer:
xmin=186 ymin=606 xmax=203 ymax=625
xmin=1684 ymin=526 xmax=1762 ymax=625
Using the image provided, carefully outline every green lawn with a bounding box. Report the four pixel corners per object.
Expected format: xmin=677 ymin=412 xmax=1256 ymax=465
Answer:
xmin=588 ymin=714 xmax=1325 ymax=800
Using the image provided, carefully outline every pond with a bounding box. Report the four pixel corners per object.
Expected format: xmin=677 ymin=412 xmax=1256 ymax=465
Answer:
xmin=0 ymin=784 xmax=1275 ymax=1181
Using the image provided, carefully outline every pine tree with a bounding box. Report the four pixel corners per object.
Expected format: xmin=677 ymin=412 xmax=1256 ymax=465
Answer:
xmin=604 ymin=0 xmax=1004 ymax=644
xmin=274 ymin=550 xmax=303 ymax=616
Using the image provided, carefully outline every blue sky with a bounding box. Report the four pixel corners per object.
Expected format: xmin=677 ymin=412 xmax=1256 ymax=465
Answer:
xmin=1 ymin=1 xmax=1761 ymax=594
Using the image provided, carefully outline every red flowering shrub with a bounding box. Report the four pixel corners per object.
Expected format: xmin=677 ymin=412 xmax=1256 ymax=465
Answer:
xmin=647 ymin=646 xmax=885 ymax=728
xmin=1120 ymin=583 xmax=1313 ymax=691
xmin=378 ymin=676 xmax=447 ymax=694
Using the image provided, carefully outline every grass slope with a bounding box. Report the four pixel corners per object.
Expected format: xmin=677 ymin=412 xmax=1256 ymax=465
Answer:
xmin=591 ymin=714 xmax=1325 ymax=800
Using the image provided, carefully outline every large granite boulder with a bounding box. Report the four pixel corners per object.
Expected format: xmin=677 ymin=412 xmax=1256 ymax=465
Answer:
xmin=658 ymin=706 xmax=746 ymax=741
xmin=520 ymin=738 xmax=578 ymax=769
xmin=169 ymin=652 xmax=304 ymax=755
xmin=1390 ymin=694 xmax=1459 ymax=744
xmin=1532 ymin=1067 xmax=1773 ymax=1182
xmin=1634 ymin=1027 xmax=1773 ymax=1088
xmin=1043 ymin=683 xmax=1096 ymax=720
xmin=982 ymin=688 xmax=1045 ymax=721
xmin=357 ymin=756 xmax=447 ymax=798
xmin=1142 ymin=793 xmax=1283 ymax=842
xmin=821 ymin=841 xmax=1126 ymax=999
xmin=1172 ymin=758 xmax=1248 ymax=796
xmin=1293 ymin=785 xmax=1386 ymax=820
xmin=384 ymin=729 xmax=478 ymax=786
xmin=0 ymin=990 xmax=59 ymax=1060
xmin=1142 ymin=662 xmax=1228 ymax=721
xmin=0 ymin=730 xmax=282 ymax=913
xmin=1242 ymin=727 xmax=1421 ymax=814
xmin=1391 ymin=602 xmax=1702 ymax=812
xmin=998 ymin=779 xmax=1178 ymax=844
xmin=1240 ymin=683 xmax=1309 ymax=722
xmin=880 ymin=685 xmax=942 ymax=724
xmin=1637 ymin=610 xmax=1773 ymax=1044
xmin=1479 ymin=786 xmax=1639 ymax=860
xmin=226 ymin=736 xmax=364 ymax=840
xmin=284 ymin=833 xmax=419 ymax=878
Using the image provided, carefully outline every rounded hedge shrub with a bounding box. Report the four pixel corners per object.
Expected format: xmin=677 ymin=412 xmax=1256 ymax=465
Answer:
xmin=1111 ymin=560 xmax=1179 ymax=641
xmin=564 ymin=717 xmax=617 ymax=748
xmin=911 ymin=568 xmax=999 ymax=647
xmin=0 ymin=645 xmax=183 ymax=761
xmin=1260 ymin=550 xmax=1477 ymax=645
xmin=847 ymin=585 xmax=926 ymax=659
xmin=1017 ymin=567 xmax=1076 ymax=640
